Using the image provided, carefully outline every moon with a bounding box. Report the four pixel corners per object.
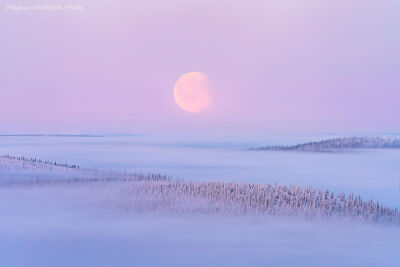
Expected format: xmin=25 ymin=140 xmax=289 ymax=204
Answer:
xmin=174 ymin=72 xmax=212 ymax=113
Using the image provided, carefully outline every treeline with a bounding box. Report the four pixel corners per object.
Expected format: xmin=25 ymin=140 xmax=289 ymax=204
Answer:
xmin=128 ymin=181 xmax=399 ymax=225
xmin=0 ymin=155 xmax=169 ymax=185
xmin=0 ymin=155 xmax=399 ymax=225
xmin=1 ymin=155 xmax=79 ymax=169
xmin=254 ymin=136 xmax=400 ymax=152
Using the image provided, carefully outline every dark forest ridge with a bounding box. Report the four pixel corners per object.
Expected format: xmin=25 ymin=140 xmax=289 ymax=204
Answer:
xmin=253 ymin=136 xmax=400 ymax=152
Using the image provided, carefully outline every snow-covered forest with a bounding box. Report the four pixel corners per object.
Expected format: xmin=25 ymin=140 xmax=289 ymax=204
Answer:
xmin=254 ymin=136 xmax=400 ymax=152
xmin=1 ymin=155 xmax=398 ymax=225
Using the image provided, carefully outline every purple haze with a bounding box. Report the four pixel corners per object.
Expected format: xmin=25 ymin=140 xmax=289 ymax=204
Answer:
xmin=1 ymin=0 xmax=399 ymax=134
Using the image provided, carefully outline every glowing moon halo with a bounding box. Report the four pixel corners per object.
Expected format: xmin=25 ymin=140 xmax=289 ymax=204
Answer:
xmin=174 ymin=72 xmax=212 ymax=113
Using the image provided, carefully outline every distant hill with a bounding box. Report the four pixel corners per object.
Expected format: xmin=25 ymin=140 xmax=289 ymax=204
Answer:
xmin=253 ymin=136 xmax=400 ymax=152
xmin=0 ymin=134 xmax=104 ymax=137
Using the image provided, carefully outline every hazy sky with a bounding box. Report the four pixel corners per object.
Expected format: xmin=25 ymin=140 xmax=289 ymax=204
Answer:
xmin=1 ymin=0 xmax=399 ymax=134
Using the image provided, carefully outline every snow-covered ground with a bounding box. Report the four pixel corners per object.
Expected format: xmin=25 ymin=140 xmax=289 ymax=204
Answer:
xmin=1 ymin=134 xmax=399 ymax=207
xmin=1 ymin=181 xmax=400 ymax=267
xmin=1 ymin=135 xmax=400 ymax=266
xmin=1 ymin=156 xmax=398 ymax=224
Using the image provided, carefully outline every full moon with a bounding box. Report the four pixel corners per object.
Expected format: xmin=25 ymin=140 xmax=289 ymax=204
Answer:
xmin=174 ymin=72 xmax=212 ymax=113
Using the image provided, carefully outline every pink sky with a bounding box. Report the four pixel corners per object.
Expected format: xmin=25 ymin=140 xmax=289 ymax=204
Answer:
xmin=1 ymin=0 xmax=399 ymax=134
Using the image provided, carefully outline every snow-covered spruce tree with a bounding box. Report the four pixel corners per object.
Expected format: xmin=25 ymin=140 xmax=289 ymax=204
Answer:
xmin=125 ymin=181 xmax=399 ymax=224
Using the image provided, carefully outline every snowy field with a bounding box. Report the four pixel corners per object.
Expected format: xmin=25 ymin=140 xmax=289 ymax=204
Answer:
xmin=1 ymin=135 xmax=400 ymax=266
xmin=1 ymin=134 xmax=399 ymax=206
xmin=1 ymin=185 xmax=399 ymax=267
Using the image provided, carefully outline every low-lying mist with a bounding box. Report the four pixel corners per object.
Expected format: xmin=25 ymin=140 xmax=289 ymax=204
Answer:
xmin=0 ymin=156 xmax=399 ymax=266
xmin=1 ymin=183 xmax=399 ymax=267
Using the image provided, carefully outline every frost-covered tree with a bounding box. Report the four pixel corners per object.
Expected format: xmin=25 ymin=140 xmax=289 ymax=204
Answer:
xmin=254 ymin=136 xmax=400 ymax=152
xmin=1 ymin=155 xmax=399 ymax=225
